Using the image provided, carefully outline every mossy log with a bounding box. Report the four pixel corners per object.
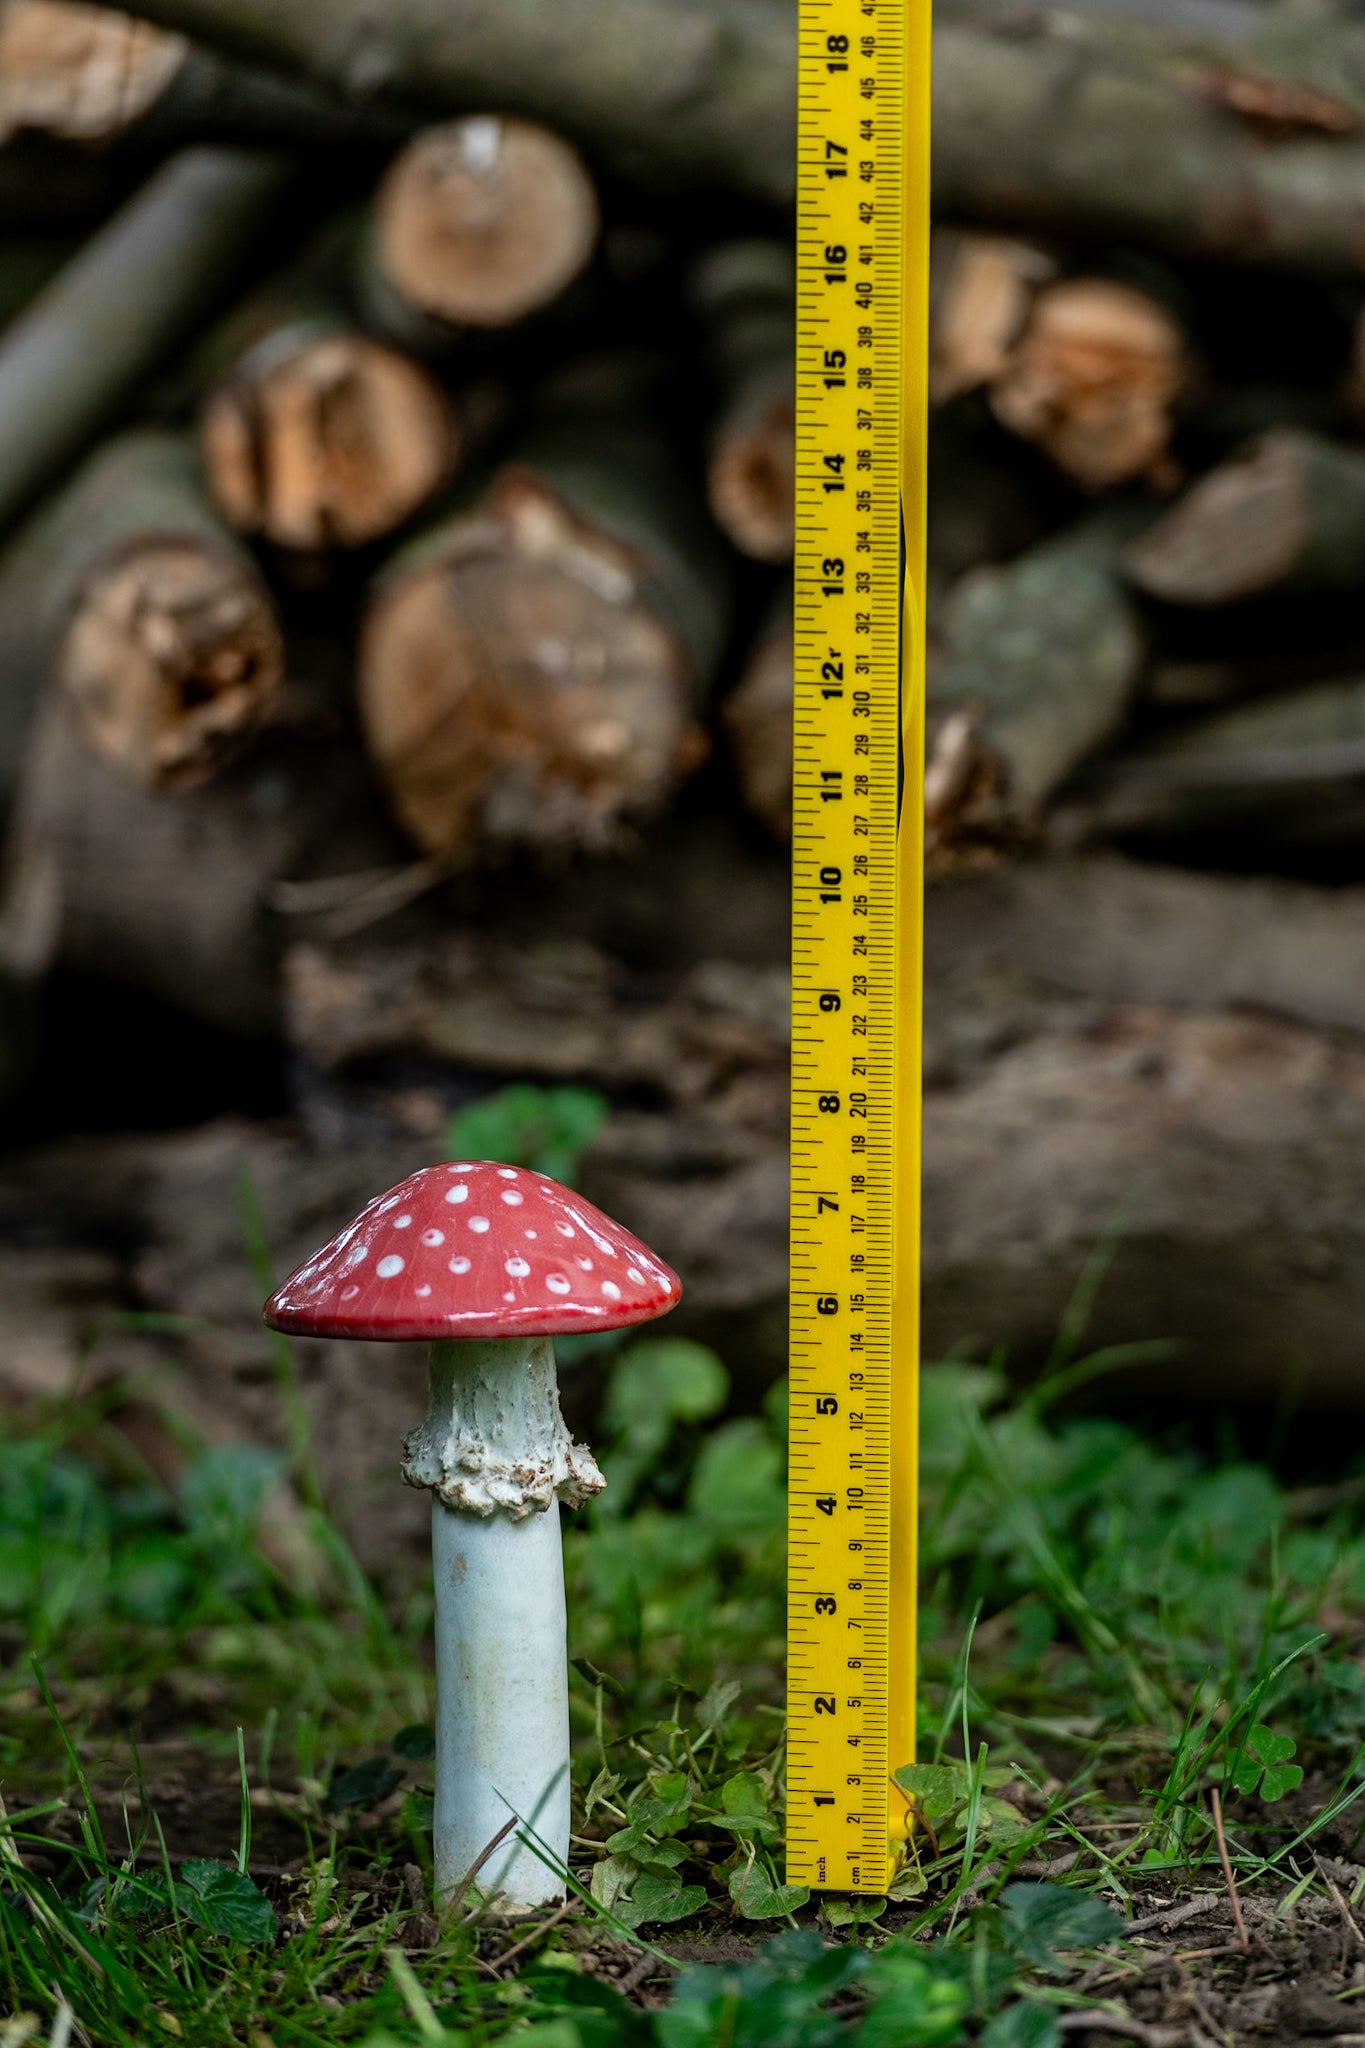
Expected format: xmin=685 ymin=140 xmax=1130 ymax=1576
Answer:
xmin=926 ymin=511 xmax=1147 ymax=853
xmin=692 ymin=241 xmax=793 ymax=563
xmin=0 ymin=430 xmax=282 ymax=799
xmin=0 ymin=144 xmax=289 ymax=537
xmin=1125 ymin=430 xmax=1365 ymax=606
xmin=359 ymin=369 xmax=727 ymax=863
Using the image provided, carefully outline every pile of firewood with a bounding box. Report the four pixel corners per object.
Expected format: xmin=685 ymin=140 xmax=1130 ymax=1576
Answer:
xmin=0 ymin=0 xmax=1364 ymax=1068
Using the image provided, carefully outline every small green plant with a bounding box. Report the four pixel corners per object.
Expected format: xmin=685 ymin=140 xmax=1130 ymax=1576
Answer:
xmin=445 ymin=1084 xmax=609 ymax=1185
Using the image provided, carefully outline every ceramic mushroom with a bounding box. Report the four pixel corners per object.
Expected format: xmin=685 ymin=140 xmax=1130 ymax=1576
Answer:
xmin=262 ymin=1159 xmax=681 ymax=1914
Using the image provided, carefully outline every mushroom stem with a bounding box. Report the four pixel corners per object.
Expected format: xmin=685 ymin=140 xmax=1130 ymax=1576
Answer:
xmin=403 ymin=1334 xmax=604 ymax=1913
xmin=430 ymin=1490 xmax=570 ymax=1911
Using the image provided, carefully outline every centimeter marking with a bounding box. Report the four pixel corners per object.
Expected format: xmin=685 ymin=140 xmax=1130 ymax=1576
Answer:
xmin=787 ymin=0 xmax=927 ymax=1894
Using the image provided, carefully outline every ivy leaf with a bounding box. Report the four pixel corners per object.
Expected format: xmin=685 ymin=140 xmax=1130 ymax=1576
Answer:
xmin=893 ymin=1762 xmax=969 ymax=1824
xmin=616 ymin=1871 xmax=707 ymax=1928
xmin=710 ymin=1772 xmax=780 ymax=1845
xmin=590 ymin=1854 xmax=638 ymax=1912
xmin=822 ymin=1895 xmax=887 ymax=1927
xmin=325 ymin=1756 xmax=404 ymax=1811
xmin=727 ymin=1861 xmax=810 ymax=1920
xmin=999 ymin=1883 xmax=1125 ymax=1975
xmin=173 ymin=1861 xmax=275 ymax=1945
xmin=859 ymin=1948 xmax=974 ymax=2048
xmin=392 ymin=1724 xmax=434 ymax=1761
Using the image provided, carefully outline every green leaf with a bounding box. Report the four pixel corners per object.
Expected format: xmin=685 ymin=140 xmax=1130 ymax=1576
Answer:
xmin=173 ymin=1861 xmax=275 ymax=1945
xmin=392 ymin=1724 xmax=434 ymax=1761
xmin=979 ymin=2002 xmax=1063 ymax=2048
xmin=687 ymin=1420 xmax=784 ymax=1533
xmin=821 ymin=1895 xmax=887 ymax=1927
xmin=860 ymin=1948 xmax=974 ymax=2048
xmin=590 ymin=1855 xmax=638 ymax=1912
xmin=893 ymin=1762 xmax=969 ymax=1822
xmin=727 ymin=1861 xmax=810 ymax=1920
xmin=616 ymin=1871 xmax=707 ymax=1928
xmin=999 ymin=1883 xmax=1125 ymax=1975
xmin=1227 ymin=1725 xmax=1303 ymax=1802
xmin=325 ymin=1756 xmax=404 ymax=1810
xmin=446 ymin=1084 xmax=608 ymax=1187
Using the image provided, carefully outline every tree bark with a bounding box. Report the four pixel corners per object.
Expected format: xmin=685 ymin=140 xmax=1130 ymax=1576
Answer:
xmin=724 ymin=589 xmax=791 ymax=838
xmin=359 ymin=370 xmax=727 ymax=863
xmin=108 ymin=0 xmax=1365 ymax=274
xmin=1124 ymin=430 xmax=1365 ymax=606
xmin=1060 ymin=671 xmax=1365 ymax=849
xmin=363 ymin=116 xmax=599 ymax=350
xmin=201 ymin=313 xmax=458 ymax=551
xmin=692 ymin=241 xmax=793 ymax=563
xmin=0 ymin=143 xmax=290 ymax=538
xmin=0 ymin=430 xmax=283 ymax=795
xmin=926 ymin=509 xmax=1148 ymax=854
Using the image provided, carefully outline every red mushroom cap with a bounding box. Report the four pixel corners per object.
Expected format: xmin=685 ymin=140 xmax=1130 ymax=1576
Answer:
xmin=262 ymin=1160 xmax=681 ymax=1342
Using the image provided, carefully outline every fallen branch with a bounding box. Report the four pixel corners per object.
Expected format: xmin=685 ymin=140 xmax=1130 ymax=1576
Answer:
xmin=0 ymin=142 xmax=290 ymax=536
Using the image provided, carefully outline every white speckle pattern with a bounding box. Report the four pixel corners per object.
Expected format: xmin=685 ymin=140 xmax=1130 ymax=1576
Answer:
xmin=501 ymin=1189 xmax=524 ymax=1206
xmin=576 ymin=1255 xmax=593 ymax=1271
xmin=341 ymin=1284 xmax=360 ymax=1300
xmin=445 ymin=1183 xmax=469 ymax=1205
xmin=417 ymin=1284 xmax=432 ymax=1298
xmin=556 ymin=1222 xmax=575 ymax=1238
xmin=376 ymin=1254 xmax=405 ymax=1279
xmin=394 ymin=1213 xmax=413 ymax=1229
xmin=449 ymin=1256 xmax=471 ymax=1274
xmin=345 ymin=1243 xmax=368 ymax=1267
xmin=505 ymin=1256 xmax=530 ymax=1278
xmin=469 ymin=1215 xmax=490 ymax=1233
xmin=525 ymin=1229 xmax=537 ymax=1240
xmin=503 ymin=1290 xmax=515 ymax=1303
xmin=602 ymin=1280 xmax=622 ymax=1300
xmin=498 ymin=1168 xmax=519 ymax=1180
xmin=627 ymin=1267 xmax=644 ymax=1284
xmin=546 ymin=1274 xmax=570 ymax=1294
xmin=421 ymin=1228 xmax=445 ymax=1247
xmin=449 ymin=1162 xmax=476 ymax=1171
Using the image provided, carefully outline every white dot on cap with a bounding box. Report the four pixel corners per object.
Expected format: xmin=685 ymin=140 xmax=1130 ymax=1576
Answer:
xmin=377 ymin=1197 xmax=400 ymax=1213
xmin=422 ymin=1228 xmax=445 ymax=1247
xmin=416 ymin=1284 xmax=432 ymax=1298
xmin=556 ymin=1222 xmax=575 ymax=1238
xmin=505 ymin=1256 xmax=530 ymax=1278
xmin=341 ymin=1284 xmax=360 ymax=1300
xmin=345 ymin=1243 xmax=368 ymax=1267
xmin=626 ymin=1267 xmax=644 ymax=1284
xmin=502 ymin=1290 xmax=515 ymax=1303
xmin=601 ymin=1280 xmax=622 ymax=1300
xmin=525 ymin=1229 xmax=537 ymax=1240
xmin=376 ymin=1255 xmax=404 ymax=1279
xmin=546 ymin=1273 xmax=571 ymax=1295
xmin=468 ymin=1216 xmax=490 ymax=1234
xmin=445 ymin=1184 xmax=469 ymax=1205
xmin=394 ymin=1214 xmax=413 ymax=1230
xmin=576 ymin=1255 xmax=593 ymax=1271
xmin=449 ymin=1162 xmax=475 ymax=1172
xmin=501 ymin=1189 xmax=524 ymax=1206
xmin=497 ymin=1168 xmax=518 ymax=1179
xmin=449 ymin=1256 xmax=470 ymax=1274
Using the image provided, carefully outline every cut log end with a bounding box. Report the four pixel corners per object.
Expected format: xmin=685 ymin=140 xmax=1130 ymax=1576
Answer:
xmin=1124 ymin=431 xmax=1312 ymax=606
xmin=360 ymin=476 xmax=698 ymax=861
xmin=202 ymin=328 xmax=457 ymax=551
xmin=59 ymin=541 xmax=284 ymax=788
xmin=989 ymin=277 xmax=1184 ymax=491
xmin=929 ymin=230 xmax=1055 ymax=406
xmin=374 ymin=115 xmax=599 ymax=331
xmin=0 ymin=0 xmax=186 ymax=145
xmin=708 ymin=391 xmax=794 ymax=563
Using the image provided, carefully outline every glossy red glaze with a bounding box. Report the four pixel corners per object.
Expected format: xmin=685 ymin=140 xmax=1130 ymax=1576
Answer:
xmin=262 ymin=1161 xmax=682 ymax=1341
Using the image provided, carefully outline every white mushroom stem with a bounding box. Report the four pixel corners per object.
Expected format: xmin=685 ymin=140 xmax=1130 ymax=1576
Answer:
xmin=402 ymin=1335 xmax=604 ymax=1913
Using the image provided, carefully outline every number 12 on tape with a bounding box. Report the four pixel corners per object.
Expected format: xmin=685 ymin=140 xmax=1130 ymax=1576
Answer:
xmin=786 ymin=0 xmax=929 ymax=1894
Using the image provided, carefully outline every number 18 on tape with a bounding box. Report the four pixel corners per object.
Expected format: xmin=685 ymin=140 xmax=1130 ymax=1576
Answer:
xmin=785 ymin=0 xmax=929 ymax=1893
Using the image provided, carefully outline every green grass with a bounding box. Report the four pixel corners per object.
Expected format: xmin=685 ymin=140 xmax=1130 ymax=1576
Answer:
xmin=5 ymin=1279 xmax=1365 ymax=2044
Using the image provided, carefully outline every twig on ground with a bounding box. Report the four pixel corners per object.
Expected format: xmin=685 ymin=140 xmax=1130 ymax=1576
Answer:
xmin=445 ymin=1816 xmax=518 ymax=1917
xmin=1210 ymin=1788 xmax=1250 ymax=1952
xmin=490 ymin=1895 xmax=580 ymax=1975
xmin=1057 ymin=2012 xmax=1183 ymax=2046
xmin=1018 ymin=1848 xmax=1084 ymax=1879
xmin=1125 ymin=1894 xmax=1222 ymax=1936
xmin=1315 ymin=1853 xmax=1365 ymax=1955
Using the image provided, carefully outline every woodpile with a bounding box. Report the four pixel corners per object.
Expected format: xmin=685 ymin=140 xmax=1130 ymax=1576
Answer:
xmin=10 ymin=0 xmax=1365 ymax=1441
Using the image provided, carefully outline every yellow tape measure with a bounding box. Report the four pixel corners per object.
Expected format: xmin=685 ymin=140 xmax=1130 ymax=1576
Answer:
xmin=786 ymin=0 xmax=929 ymax=1893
